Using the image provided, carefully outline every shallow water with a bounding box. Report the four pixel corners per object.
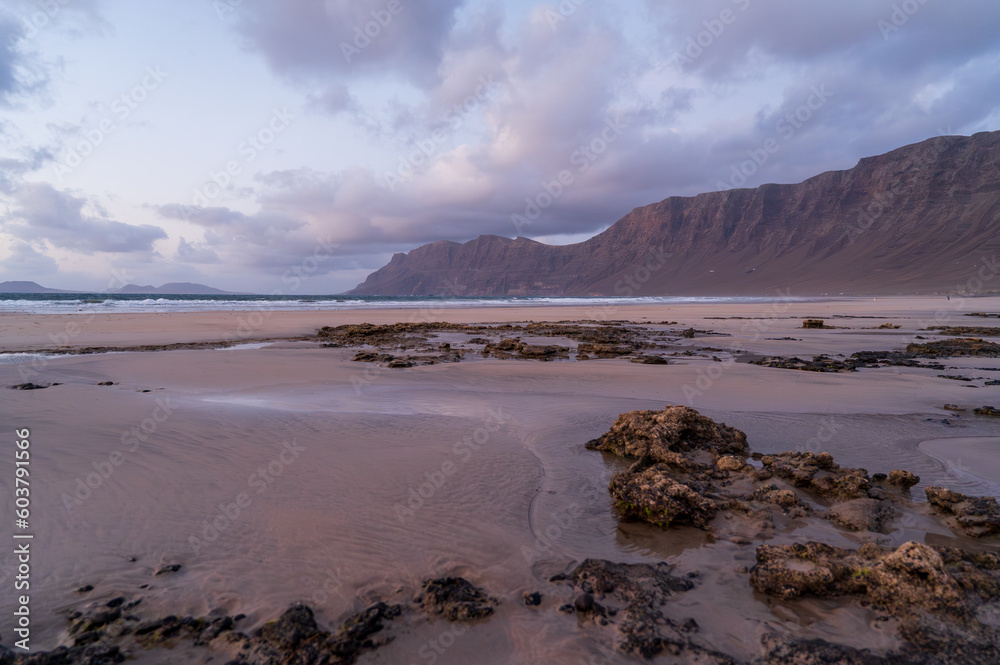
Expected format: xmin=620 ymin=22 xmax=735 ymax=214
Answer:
xmin=1 ymin=337 xmax=998 ymax=662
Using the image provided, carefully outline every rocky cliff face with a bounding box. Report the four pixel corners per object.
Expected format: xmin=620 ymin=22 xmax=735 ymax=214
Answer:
xmin=350 ymin=131 xmax=1000 ymax=296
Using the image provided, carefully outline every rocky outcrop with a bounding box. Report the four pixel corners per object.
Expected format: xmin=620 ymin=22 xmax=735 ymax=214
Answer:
xmin=550 ymin=559 xmax=737 ymax=662
xmin=757 ymin=451 xmax=871 ymax=500
xmin=585 ymin=405 xmax=749 ymax=463
xmin=10 ymin=598 xmax=403 ymax=665
xmin=350 ymin=131 xmax=1000 ymax=296
xmin=609 ymin=469 xmax=720 ymax=528
xmin=906 ymin=338 xmax=1000 ymax=358
xmin=757 ymin=633 xmax=914 ymax=665
xmin=417 ymin=577 xmax=497 ymax=621
xmin=751 ymin=541 xmax=1000 ymax=664
xmin=925 ymin=487 xmax=1000 ymax=537
xmin=585 ymin=405 xmax=911 ymax=532
xmin=827 ymin=498 xmax=897 ymax=533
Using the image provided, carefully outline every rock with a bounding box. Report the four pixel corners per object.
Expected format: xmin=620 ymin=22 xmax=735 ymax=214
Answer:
xmin=630 ymin=355 xmax=668 ymax=364
xmin=939 ymin=374 xmax=976 ymax=381
xmin=523 ymin=591 xmax=542 ymax=607
xmin=827 ymin=498 xmax=896 ymax=532
xmin=943 ymin=404 xmax=966 ymax=411
xmin=906 ymin=338 xmax=1000 ymax=358
xmin=973 ymin=405 xmax=1000 ymax=416
xmin=154 ymin=564 xmax=182 ymax=576
xmin=517 ymin=344 xmax=567 ymax=359
xmin=931 ymin=326 xmax=1000 ymax=336
xmin=716 ymin=455 xmax=747 ymax=472
xmin=577 ymin=343 xmax=634 ymax=357
xmin=240 ymin=601 xmax=401 ymax=665
xmin=333 ymin=602 xmax=403 ymax=652
xmin=554 ymin=559 xmax=736 ymax=662
xmin=259 ymin=604 xmax=318 ymax=650
xmin=877 ymin=323 xmax=901 ymax=329
xmin=418 ymin=577 xmax=497 ymax=621
xmin=97 ymin=381 xmax=117 ymax=386
xmin=751 ymin=355 xmax=855 ymax=372
xmin=925 ymin=487 xmax=1000 ymax=537
xmin=751 ymin=542 xmax=864 ymax=600
xmin=585 ymin=404 xmax=749 ymax=462
xmin=750 ymin=484 xmax=803 ymax=509
xmin=681 ymin=327 xmax=696 ymax=338
xmin=887 ymin=469 xmax=920 ymax=490
xmin=492 ymin=338 xmax=522 ymax=351
xmin=802 ymin=319 xmax=827 ymax=329
xmin=573 ymin=592 xmax=595 ymax=612
xmin=4 ymin=596 xmax=405 ymax=665
xmin=10 ymin=382 xmax=57 ymax=390
xmin=760 ymin=451 xmax=872 ymax=500
xmin=867 ymin=541 xmax=964 ymax=618
xmin=759 ymin=633 xmax=913 ymax=664
xmin=609 ymin=466 xmax=718 ymax=528
xmin=752 ymin=540 xmax=1000 ymax=663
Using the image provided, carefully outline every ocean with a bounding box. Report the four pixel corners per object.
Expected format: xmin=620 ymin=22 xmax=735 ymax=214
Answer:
xmin=0 ymin=293 xmax=812 ymax=315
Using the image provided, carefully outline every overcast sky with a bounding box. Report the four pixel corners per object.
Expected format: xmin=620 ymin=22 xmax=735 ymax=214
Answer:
xmin=1 ymin=0 xmax=998 ymax=293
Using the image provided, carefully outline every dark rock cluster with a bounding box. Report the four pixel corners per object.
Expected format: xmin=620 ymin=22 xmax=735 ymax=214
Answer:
xmin=550 ymin=559 xmax=738 ymax=662
xmin=417 ymin=577 xmax=498 ymax=621
xmin=750 ymin=541 xmax=1000 ymax=664
xmin=322 ymin=321 xmax=690 ymax=365
xmin=4 ymin=576 xmax=497 ymax=665
xmin=585 ymin=404 xmax=1000 ymax=664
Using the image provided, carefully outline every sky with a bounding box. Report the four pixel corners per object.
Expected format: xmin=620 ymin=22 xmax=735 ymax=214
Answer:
xmin=1 ymin=0 xmax=999 ymax=294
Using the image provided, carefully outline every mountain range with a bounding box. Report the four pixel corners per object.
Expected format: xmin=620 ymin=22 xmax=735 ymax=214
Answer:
xmin=108 ymin=282 xmax=245 ymax=295
xmin=0 ymin=281 xmax=243 ymax=295
xmin=349 ymin=131 xmax=1000 ymax=296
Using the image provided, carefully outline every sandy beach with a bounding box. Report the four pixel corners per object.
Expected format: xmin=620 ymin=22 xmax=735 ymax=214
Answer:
xmin=2 ymin=296 xmax=999 ymax=663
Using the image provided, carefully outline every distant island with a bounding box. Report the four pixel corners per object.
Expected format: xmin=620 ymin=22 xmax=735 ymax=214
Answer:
xmin=0 ymin=280 xmax=249 ymax=295
xmin=0 ymin=281 xmax=80 ymax=294
xmin=107 ymin=282 xmax=251 ymax=295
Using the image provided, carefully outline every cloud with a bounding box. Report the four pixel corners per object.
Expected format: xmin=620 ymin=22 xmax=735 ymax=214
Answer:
xmin=160 ymin=2 xmax=1000 ymax=291
xmin=3 ymin=183 xmax=167 ymax=253
xmin=175 ymin=237 xmax=221 ymax=264
xmin=233 ymin=0 xmax=467 ymax=87
xmin=0 ymin=17 xmax=49 ymax=107
xmin=0 ymin=0 xmax=107 ymax=107
xmin=0 ymin=240 xmax=58 ymax=277
xmin=0 ymin=145 xmax=53 ymax=193
xmin=157 ymin=203 xmax=350 ymax=277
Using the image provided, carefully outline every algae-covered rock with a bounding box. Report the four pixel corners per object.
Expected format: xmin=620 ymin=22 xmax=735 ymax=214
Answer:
xmin=585 ymin=404 xmax=749 ymax=462
xmin=760 ymin=451 xmax=872 ymax=500
xmin=552 ymin=559 xmax=737 ymax=662
xmin=418 ymin=577 xmax=497 ymax=621
xmin=609 ymin=466 xmax=719 ymax=528
xmin=925 ymin=487 xmax=1000 ymax=538
xmin=827 ymin=498 xmax=897 ymax=533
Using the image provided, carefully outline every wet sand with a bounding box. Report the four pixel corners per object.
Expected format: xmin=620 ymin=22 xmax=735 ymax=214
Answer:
xmin=1 ymin=296 xmax=999 ymax=662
